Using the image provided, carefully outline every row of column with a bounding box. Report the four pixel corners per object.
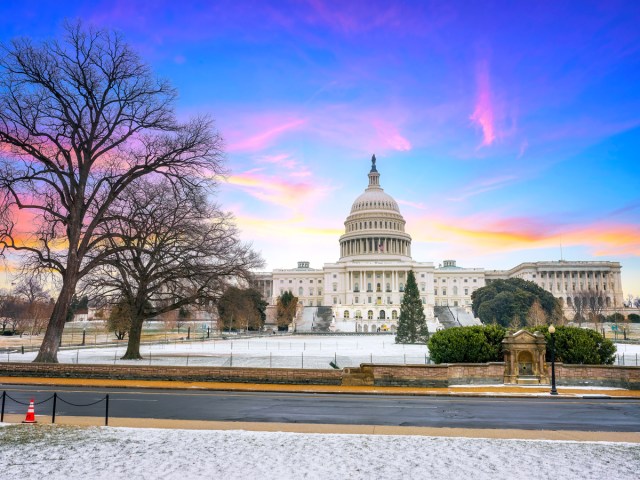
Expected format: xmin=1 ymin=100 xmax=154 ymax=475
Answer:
xmin=340 ymin=237 xmax=411 ymax=257
xmin=539 ymin=270 xmax=619 ymax=293
xmin=347 ymin=270 xmax=406 ymax=293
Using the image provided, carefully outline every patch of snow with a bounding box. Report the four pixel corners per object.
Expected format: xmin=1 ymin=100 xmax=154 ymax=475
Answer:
xmin=0 ymin=425 xmax=638 ymax=480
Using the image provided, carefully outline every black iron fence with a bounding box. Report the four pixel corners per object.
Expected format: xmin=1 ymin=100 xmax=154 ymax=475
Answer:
xmin=1 ymin=390 xmax=110 ymax=425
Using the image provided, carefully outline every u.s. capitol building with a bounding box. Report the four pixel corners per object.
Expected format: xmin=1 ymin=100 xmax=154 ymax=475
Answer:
xmin=253 ymin=156 xmax=624 ymax=332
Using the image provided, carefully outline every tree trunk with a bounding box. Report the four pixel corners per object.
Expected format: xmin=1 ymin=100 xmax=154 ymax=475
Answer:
xmin=34 ymin=279 xmax=76 ymax=363
xmin=122 ymin=315 xmax=144 ymax=360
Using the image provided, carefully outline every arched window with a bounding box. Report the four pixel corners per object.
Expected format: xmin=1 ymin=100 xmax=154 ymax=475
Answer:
xmin=354 ymin=282 xmax=360 ymax=292
xmin=392 ymin=310 xmax=398 ymax=319
xmin=344 ymin=310 xmax=350 ymax=319
xmin=379 ymin=310 xmax=386 ymax=320
xmin=367 ymin=310 xmax=373 ymax=319
xmin=355 ymin=310 xmax=362 ymax=319
xmin=364 ymin=324 xmax=369 ymax=332
xmin=399 ymin=283 xmax=404 ymax=292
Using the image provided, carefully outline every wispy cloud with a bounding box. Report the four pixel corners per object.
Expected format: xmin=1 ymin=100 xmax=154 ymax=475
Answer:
xmin=226 ymin=118 xmax=307 ymax=152
xmin=409 ymin=211 xmax=640 ymax=257
xmin=446 ymin=175 xmax=518 ymax=202
xmin=469 ymin=60 xmax=496 ymax=148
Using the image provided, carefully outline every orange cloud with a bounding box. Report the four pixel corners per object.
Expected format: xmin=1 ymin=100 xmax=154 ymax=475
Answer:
xmin=409 ymin=212 xmax=640 ymax=257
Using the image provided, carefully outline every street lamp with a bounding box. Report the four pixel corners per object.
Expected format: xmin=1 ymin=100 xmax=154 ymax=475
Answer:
xmin=549 ymin=325 xmax=558 ymax=395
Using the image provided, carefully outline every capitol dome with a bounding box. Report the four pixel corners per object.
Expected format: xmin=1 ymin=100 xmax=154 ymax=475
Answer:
xmin=339 ymin=155 xmax=412 ymax=261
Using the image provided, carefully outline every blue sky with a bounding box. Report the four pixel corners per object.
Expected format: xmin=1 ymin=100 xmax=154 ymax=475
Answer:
xmin=1 ymin=1 xmax=639 ymax=296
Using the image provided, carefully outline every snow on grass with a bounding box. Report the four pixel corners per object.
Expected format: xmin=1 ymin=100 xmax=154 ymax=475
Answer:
xmin=7 ymin=334 xmax=640 ymax=368
xmin=0 ymin=424 xmax=638 ymax=480
xmin=8 ymin=335 xmax=432 ymax=369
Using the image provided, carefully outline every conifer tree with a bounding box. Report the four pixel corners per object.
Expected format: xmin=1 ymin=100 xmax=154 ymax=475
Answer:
xmin=395 ymin=270 xmax=429 ymax=343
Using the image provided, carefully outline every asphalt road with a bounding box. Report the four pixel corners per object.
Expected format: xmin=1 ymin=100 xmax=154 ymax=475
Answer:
xmin=2 ymin=384 xmax=639 ymax=432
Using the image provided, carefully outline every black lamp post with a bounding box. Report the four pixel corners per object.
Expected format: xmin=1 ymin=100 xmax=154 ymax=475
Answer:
xmin=549 ymin=324 xmax=558 ymax=395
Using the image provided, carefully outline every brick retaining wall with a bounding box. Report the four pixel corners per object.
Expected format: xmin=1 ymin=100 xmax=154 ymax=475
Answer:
xmin=556 ymin=364 xmax=640 ymax=389
xmin=0 ymin=362 xmax=343 ymax=385
xmin=1 ymin=361 xmax=638 ymax=388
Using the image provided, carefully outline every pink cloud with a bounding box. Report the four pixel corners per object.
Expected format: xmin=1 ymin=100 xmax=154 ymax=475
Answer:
xmin=225 ymin=118 xmax=307 ymax=153
xmin=371 ymin=119 xmax=412 ymax=151
xmin=470 ymin=60 xmax=496 ymax=148
xmin=225 ymin=171 xmax=332 ymax=210
xmin=446 ymin=175 xmax=518 ymax=202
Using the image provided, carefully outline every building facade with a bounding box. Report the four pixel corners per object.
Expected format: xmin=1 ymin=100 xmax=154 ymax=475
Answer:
xmin=253 ymin=157 xmax=625 ymax=331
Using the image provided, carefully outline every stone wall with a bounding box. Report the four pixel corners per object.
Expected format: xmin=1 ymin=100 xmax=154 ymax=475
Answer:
xmin=0 ymin=361 xmax=638 ymax=389
xmin=343 ymin=363 xmax=504 ymax=387
xmin=0 ymin=362 xmax=343 ymax=385
xmin=555 ymin=364 xmax=640 ymax=389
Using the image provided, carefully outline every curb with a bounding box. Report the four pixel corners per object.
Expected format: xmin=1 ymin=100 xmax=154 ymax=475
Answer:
xmin=1 ymin=377 xmax=639 ymax=399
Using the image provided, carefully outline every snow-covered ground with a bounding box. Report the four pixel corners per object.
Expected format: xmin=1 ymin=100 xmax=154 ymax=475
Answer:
xmin=0 ymin=424 xmax=638 ymax=480
xmin=5 ymin=334 xmax=639 ymax=368
xmin=5 ymin=335 xmax=433 ymax=369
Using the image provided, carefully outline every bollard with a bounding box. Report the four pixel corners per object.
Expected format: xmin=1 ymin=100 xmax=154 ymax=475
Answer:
xmin=1 ymin=391 xmax=5 ymax=422
xmin=105 ymin=394 xmax=110 ymax=426
xmin=21 ymin=345 xmax=24 ymax=355
xmin=76 ymin=350 xmax=79 ymax=364
xmin=230 ymin=351 xmax=233 ymax=367
xmin=187 ymin=327 xmax=191 ymax=340
xmin=82 ymin=330 xmax=86 ymax=346
xmin=52 ymin=393 xmax=57 ymax=424
xmin=301 ymin=352 xmax=304 ymax=369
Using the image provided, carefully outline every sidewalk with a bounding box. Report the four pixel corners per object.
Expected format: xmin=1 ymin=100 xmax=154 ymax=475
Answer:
xmin=2 ymin=375 xmax=640 ymax=398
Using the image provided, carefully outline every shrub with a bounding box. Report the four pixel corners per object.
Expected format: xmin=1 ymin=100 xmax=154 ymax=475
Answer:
xmin=527 ymin=325 xmax=616 ymax=365
xmin=428 ymin=325 xmax=506 ymax=364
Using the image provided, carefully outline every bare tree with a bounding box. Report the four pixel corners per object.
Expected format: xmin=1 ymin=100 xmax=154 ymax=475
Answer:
xmin=526 ymin=298 xmax=547 ymax=327
xmin=83 ymin=180 xmax=263 ymax=359
xmin=13 ymin=276 xmax=52 ymax=335
xmin=0 ymin=23 xmax=223 ymax=362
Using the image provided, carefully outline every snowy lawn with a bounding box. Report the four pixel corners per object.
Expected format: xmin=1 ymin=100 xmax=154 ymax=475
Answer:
xmin=6 ymin=335 xmax=432 ymax=369
xmin=0 ymin=424 xmax=638 ymax=480
xmin=5 ymin=334 xmax=640 ymax=368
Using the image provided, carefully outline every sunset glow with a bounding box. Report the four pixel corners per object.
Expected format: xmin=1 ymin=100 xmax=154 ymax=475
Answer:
xmin=1 ymin=1 xmax=639 ymax=294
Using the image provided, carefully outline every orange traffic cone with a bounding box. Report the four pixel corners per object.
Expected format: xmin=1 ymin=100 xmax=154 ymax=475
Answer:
xmin=22 ymin=399 xmax=37 ymax=424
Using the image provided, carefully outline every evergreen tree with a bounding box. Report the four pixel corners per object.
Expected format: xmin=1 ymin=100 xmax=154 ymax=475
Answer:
xmin=395 ymin=270 xmax=429 ymax=343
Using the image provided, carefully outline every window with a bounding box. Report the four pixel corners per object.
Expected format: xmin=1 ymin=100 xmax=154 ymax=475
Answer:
xmin=453 ymin=286 xmax=458 ymax=295
xmin=333 ymin=283 xmax=337 ymax=292
xmin=289 ymin=280 xmax=292 ymax=283
xmin=298 ymin=287 xmax=303 ymax=296
xmin=355 ymin=310 xmax=362 ymax=318
xmin=318 ymin=280 xmax=322 ymax=284
xmin=464 ymin=288 xmax=468 ymax=296
xmin=318 ymin=288 xmax=322 ymax=295
xmin=367 ymin=310 xmax=373 ymax=320
xmin=387 ymin=297 xmax=391 ymax=304
xmin=333 ymin=274 xmax=337 ymax=278
xmin=309 ymin=288 xmax=314 ymax=296
xmin=421 ymin=283 xmax=425 ymax=292
xmin=443 ymin=289 xmax=447 ymax=295
xmin=344 ymin=310 xmax=350 ymax=319
xmin=310 ymin=280 xmax=313 ymax=283
xmin=367 ymin=283 xmax=372 ymax=292
xmin=392 ymin=310 xmax=398 ymax=319
xmin=300 ymin=280 xmax=303 ymax=283
xmin=355 ymin=297 xmax=359 ymax=304
xmin=354 ymin=282 xmax=360 ymax=292
xmin=434 ymin=288 xmax=438 ymax=295
xmin=399 ymin=283 xmax=404 ymax=292
xmin=333 ymin=297 xmax=337 ymax=304
xmin=421 ymin=273 xmax=425 ymax=278
xmin=464 ymin=279 xmax=468 ymax=283
xmin=473 ymin=279 xmax=477 ymax=283
xmin=422 ymin=298 xmax=426 ymax=304
xmin=368 ymin=297 xmax=372 ymax=304
xmin=280 ymin=280 xmax=283 ymax=283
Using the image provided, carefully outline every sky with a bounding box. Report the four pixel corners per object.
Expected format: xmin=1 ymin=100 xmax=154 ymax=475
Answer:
xmin=1 ymin=1 xmax=640 ymax=296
